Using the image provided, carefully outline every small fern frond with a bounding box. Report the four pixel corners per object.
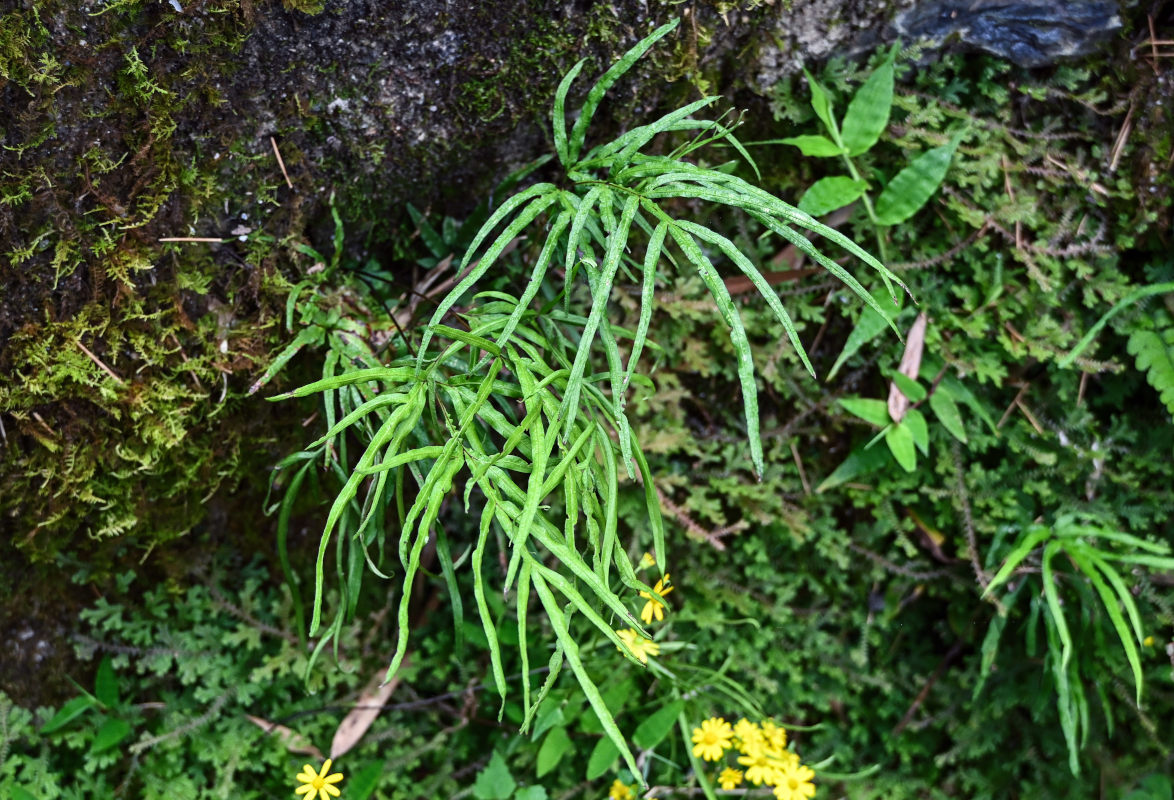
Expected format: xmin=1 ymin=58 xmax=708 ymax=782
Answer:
xmin=1128 ymin=323 xmax=1174 ymax=417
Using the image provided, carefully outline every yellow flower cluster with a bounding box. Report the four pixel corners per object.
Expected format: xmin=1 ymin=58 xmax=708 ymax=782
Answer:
xmin=690 ymin=717 xmax=815 ymax=800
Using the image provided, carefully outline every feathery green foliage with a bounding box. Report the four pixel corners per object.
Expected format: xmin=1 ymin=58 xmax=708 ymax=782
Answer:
xmin=271 ymin=19 xmax=896 ymax=783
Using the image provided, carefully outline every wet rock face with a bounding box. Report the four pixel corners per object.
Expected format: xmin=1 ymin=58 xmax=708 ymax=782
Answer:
xmin=895 ymin=0 xmax=1122 ymax=67
xmin=754 ymin=0 xmax=918 ymax=90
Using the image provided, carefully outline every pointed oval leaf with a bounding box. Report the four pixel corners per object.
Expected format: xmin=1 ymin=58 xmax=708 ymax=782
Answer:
xmin=803 ymin=69 xmax=839 ymax=141
xmin=905 ymin=407 xmax=929 ymax=455
xmin=779 ymin=134 xmax=845 ymax=157
xmin=839 ymin=397 xmax=890 ymax=428
xmin=841 ymin=46 xmax=896 ymax=156
xmin=633 ymin=700 xmax=685 ymax=750
xmin=94 ymin=656 xmax=119 ymax=708
xmin=885 ymin=421 xmax=916 ymax=471
xmin=798 ymin=176 xmax=868 ymax=216
xmin=90 ymin=717 xmax=132 ymax=755
xmin=928 ymin=388 xmax=967 ymax=443
xmin=875 ymin=138 xmax=960 ymax=226
xmin=586 ymin=736 xmax=620 ymax=780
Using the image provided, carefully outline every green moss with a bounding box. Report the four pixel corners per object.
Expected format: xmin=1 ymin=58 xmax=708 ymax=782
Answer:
xmin=0 ymin=0 xmax=291 ymax=559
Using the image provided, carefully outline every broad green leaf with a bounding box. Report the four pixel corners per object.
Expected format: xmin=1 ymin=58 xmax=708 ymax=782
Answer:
xmin=40 ymin=695 xmax=96 ymax=735
xmin=90 ymin=717 xmax=132 ymax=755
xmin=875 ymin=137 xmax=960 ymax=226
xmin=890 ymin=372 xmax=926 ymax=403
xmin=839 ymin=397 xmax=890 ymax=427
xmin=827 ymin=284 xmax=904 ymax=380
xmin=928 ymin=388 xmax=967 ymax=443
xmin=816 ymin=440 xmax=890 ymax=492
xmin=10 ymin=788 xmax=40 ymax=800
xmin=905 ymin=408 xmax=929 ymax=455
xmin=586 ymin=736 xmax=620 ymax=780
xmin=885 ymin=421 xmax=916 ymax=471
xmin=473 ymin=751 xmax=516 ymax=800
xmin=798 ymin=176 xmax=868 ymax=216
xmin=939 ymin=374 xmax=998 ymax=434
xmin=516 ymin=788 xmax=549 ymax=800
xmin=94 ymin=656 xmax=119 ymax=708
xmin=778 ymin=134 xmax=845 ymax=157
xmin=840 ymin=44 xmax=897 ymax=156
xmin=633 ymin=700 xmax=685 ymax=749
xmin=803 ymin=69 xmax=839 ymax=143
xmin=531 ymin=707 xmax=565 ymax=742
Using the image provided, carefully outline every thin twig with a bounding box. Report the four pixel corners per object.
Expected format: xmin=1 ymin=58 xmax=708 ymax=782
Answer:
xmin=76 ymin=339 xmax=124 ymax=384
xmin=271 ymin=136 xmax=294 ymax=189
xmin=159 ymin=237 xmax=229 ymax=243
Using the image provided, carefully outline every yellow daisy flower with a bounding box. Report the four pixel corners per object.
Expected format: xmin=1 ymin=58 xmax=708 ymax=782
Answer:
xmin=295 ymin=759 xmax=344 ymax=800
xmin=691 ymin=717 xmax=733 ymax=761
xmin=733 ymin=718 xmax=762 ymax=751
xmin=760 ymin=720 xmax=787 ymax=751
xmin=615 ymin=628 xmax=660 ymax=664
xmin=639 ymin=551 xmax=657 ymax=569
xmin=718 ymin=767 xmax=744 ymax=790
xmin=608 ymin=778 xmax=635 ymax=800
xmin=737 ymin=750 xmax=786 ymax=787
xmin=639 ymin=574 xmax=674 ymax=624
xmin=772 ymin=763 xmax=816 ymax=800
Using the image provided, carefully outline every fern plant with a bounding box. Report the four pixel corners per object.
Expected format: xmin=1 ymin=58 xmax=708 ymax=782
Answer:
xmin=271 ymin=18 xmax=901 ymax=784
xmin=978 ymin=513 xmax=1174 ymax=776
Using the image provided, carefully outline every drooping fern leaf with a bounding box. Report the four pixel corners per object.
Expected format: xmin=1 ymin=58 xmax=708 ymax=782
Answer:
xmin=1127 ymin=321 xmax=1174 ymax=417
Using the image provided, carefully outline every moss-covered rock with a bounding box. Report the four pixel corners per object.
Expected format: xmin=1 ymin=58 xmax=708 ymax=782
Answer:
xmin=0 ymin=0 xmax=792 ymax=559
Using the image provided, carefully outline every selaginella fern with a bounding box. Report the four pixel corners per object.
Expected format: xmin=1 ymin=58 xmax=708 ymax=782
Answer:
xmin=272 ymin=17 xmax=900 ymax=786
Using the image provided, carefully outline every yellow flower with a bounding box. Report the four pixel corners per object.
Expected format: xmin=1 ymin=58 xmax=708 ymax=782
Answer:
xmin=737 ymin=750 xmax=787 ymax=787
xmin=608 ymin=778 xmax=634 ymax=800
xmin=616 ymin=628 xmax=660 ymax=664
xmin=718 ymin=767 xmax=744 ymax=790
xmin=639 ymin=551 xmax=657 ymax=569
xmin=295 ymin=760 xmax=344 ymax=800
xmin=1143 ymin=635 xmax=1155 ymax=647
xmin=772 ymin=763 xmax=816 ymax=800
xmin=733 ymin=718 xmax=762 ymax=752
xmin=760 ymin=719 xmax=788 ymax=752
xmin=639 ymin=574 xmax=674 ymax=624
xmin=691 ymin=717 xmax=733 ymax=761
